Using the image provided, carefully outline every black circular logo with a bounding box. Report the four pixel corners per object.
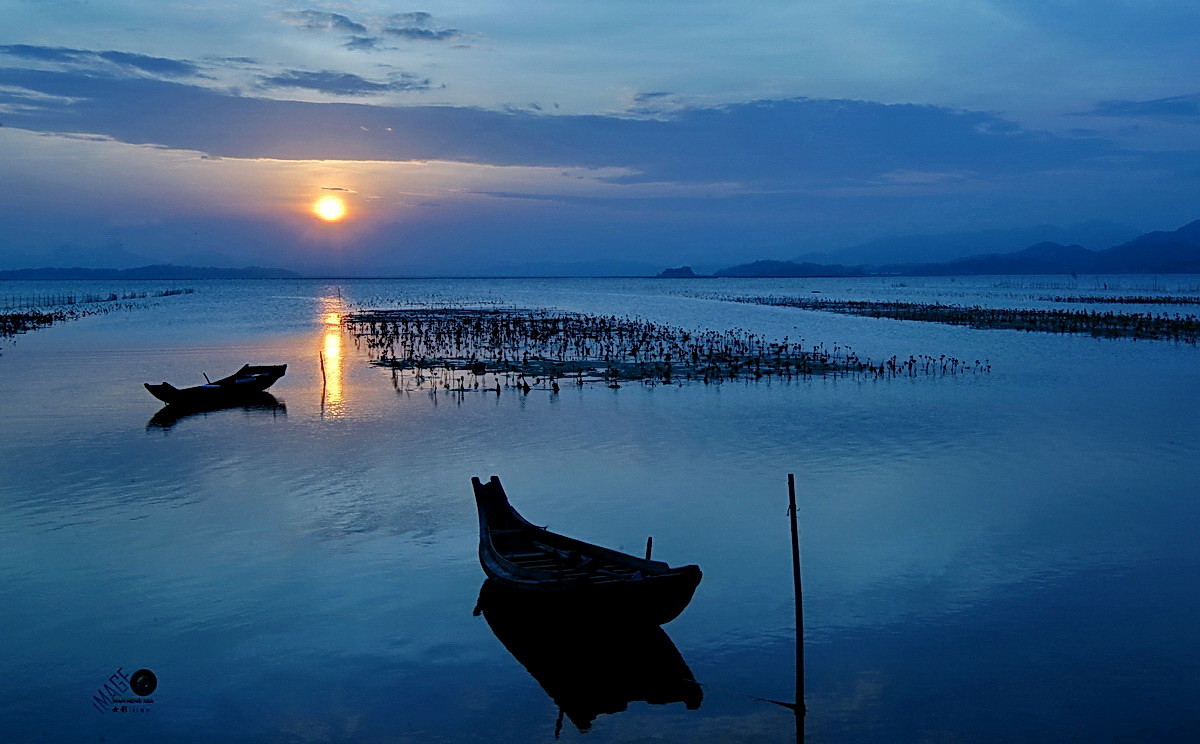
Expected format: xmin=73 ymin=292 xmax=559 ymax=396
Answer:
xmin=130 ymin=668 xmax=157 ymax=696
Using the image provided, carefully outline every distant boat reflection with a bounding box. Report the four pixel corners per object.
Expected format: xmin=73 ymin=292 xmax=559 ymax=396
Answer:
xmin=474 ymin=579 xmax=702 ymax=735
xmin=146 ymin=393 xmax=286 ymax=431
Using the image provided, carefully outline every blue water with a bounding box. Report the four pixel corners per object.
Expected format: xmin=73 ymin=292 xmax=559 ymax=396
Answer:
xmin=2 ymin=276 xmax=1198 ymax=742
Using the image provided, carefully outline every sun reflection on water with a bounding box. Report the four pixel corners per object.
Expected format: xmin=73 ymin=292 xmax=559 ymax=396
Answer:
xmin=319 ymin=298 xmax=346 ymax=415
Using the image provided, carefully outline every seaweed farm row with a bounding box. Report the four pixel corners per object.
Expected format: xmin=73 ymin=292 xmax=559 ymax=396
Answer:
xmin=344 ymin=307 xmax=988 ymax=393
xmin=1 ymin=295 xmax=186 ymax=351
xmin=730 ymin=296 xmax=1200 ymax=343
xmin=1 ymin=287 xmax=194 ymax=311
xmin=1039 ymin=295 xmax=1200 ymax=305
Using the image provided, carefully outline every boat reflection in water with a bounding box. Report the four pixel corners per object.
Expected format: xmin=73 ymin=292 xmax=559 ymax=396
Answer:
xmin=475 ymin=579 xmax=703 ymax=735
xmin=146 ymin=392 xmax=286 ymax=431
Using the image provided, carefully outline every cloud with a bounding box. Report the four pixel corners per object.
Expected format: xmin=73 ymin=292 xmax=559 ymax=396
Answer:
xmin=389 ymin=12 xmax=433 ymax=26
xmin=0 ymin=44 xmax=201 ymax=78
xmin=3 ymin=68 xmax=1198 ymax=232
xmin=1081 ymin=95 xmax=1200 ymax=119
xmin=0 ymin=84 xmax=86 ymax=114
xmin=280 ymin=10 xmax=367 ymax=34
xmin=382 ymin=26 xmax=462 ymax=42
xmin=380 ymin=11 xmax=462 ymax=42
xmin=277 ymin=9 xmax=462 ymax=49
xmin=342 ymin=36 xmax=382 ymax=52
xmin=94 ymin=51 xmax=200 ymax=78
xmin=257 ymin=70 xmax=432 ymax=96
xmin=626 ymin=91 xmax=686 ymax=117
xmin=210 ymin=56 xmax=260 ymax=65
xmin=0 ymin=44 xmax=85 ymax=64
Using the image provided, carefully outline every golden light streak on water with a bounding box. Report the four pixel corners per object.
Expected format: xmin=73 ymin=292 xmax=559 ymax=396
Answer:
xmin=319 ymin=298 xmax=346 ymax=414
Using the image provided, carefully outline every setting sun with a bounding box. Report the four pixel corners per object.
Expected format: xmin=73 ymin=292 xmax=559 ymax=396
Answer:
xmin=313 ymin=196 xmax=347 ymax=222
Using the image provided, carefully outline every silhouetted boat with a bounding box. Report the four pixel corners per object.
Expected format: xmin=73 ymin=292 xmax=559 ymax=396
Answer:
xmin=144 ymin=364 xmax=286 ymax=405
xmin=146 ymin=393 xmax=286 ymax=431
xmin=475 ymin=579 xmax=702 ymax=734
xmin=472 ymin=475 xmax=702 ymax=625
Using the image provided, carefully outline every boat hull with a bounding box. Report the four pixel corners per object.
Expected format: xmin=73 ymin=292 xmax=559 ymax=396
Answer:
xmin=477 ymin=562 xmax=701 ymax=624
xmin=472 ymin=475 xmax=702 ymax=625
xmin=144 ymin=364 xmax=286 ymax=405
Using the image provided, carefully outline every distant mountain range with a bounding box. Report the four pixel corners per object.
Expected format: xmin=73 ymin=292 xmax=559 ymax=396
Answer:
xmin=704 ymin=219 xmax=1200 ymax=277
xmin=790 ymin=220 xmax=1143 ymax=266
xmin=466 ymin=258 xmax=666 ymax=277
xmin=708 ymin=261 xmax=865 ymax=278
xmin=0 ymin=265 xmax=302 ymax=280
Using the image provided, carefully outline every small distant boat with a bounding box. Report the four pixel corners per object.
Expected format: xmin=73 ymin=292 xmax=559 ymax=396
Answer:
xmin=472 ymin=475 xmax=702 ymax=625
xmin=144 ymin=364 xmax=287 ymax=406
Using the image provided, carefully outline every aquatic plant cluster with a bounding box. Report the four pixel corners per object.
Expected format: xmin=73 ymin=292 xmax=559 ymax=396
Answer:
xmin=0 ymin=309 xmax=75 ymax=338
xmin=0 ymin=302 xmax=148 ymax=343
xmin=730 ymin=296 xmax=1200 ymax=343
xmin=1 ymin=290 xmax=196 ymax=352
xmin=345 ymin=307 xmax=987 ymax=392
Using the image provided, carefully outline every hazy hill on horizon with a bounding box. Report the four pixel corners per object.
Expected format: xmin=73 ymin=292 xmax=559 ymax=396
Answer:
xmin=792 ymin=221 xmax=1143 ymax=266
xmin=903 ymin=219 xmax=1200 ymax=275
xmin=712 ymin=219 xmax=1200 ymax=277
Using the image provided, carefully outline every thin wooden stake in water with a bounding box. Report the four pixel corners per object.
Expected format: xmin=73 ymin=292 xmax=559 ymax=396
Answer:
xmin=319 ymin=350 xmax=327 ymax=415
xmin=788 ymin=472 xmax=807 ymax=741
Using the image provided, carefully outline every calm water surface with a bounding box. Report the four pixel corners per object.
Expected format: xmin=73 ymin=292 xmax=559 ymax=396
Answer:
xmin=2 ymin=277 xmax=1198 ymax=743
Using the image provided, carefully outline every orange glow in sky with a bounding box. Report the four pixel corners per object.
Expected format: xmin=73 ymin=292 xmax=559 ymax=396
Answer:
xmin=313 ymin=196 xmax=347 ymax=222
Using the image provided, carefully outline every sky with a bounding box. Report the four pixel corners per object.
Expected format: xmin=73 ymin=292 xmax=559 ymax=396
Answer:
xmin=1 ymin=0 xmax=1198 ymax=275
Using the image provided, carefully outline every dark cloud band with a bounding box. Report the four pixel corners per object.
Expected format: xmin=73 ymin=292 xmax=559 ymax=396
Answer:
xmin=1082 ymin=95 xmax=1200 ymax=119
xmin=0 ymin=44 xmax=200 ymax=78
xmin=280 ymin=10 xmax=367 ymax=34
xmin=258 ymin=69 xmax=432 ymax=95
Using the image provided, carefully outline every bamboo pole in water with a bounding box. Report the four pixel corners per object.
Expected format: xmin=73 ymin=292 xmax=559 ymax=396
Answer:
xmin=788 ymin=473 xmax=807 ymax=742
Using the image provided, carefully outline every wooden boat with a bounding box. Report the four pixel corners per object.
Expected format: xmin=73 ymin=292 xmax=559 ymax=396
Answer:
xmin=144 ymin=364 xmax=286 ymax=405
xmin=475 ymin=578 xmax=702 ymax=733
xmin=472 ymin=475 xmax=702 ymax=625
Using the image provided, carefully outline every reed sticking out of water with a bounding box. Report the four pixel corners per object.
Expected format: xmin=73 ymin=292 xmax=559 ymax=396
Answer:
xmin=730 ymin=296 xmax=1200 ymax=344
xmin=343 ymin=306 xmax=987 ymax=393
